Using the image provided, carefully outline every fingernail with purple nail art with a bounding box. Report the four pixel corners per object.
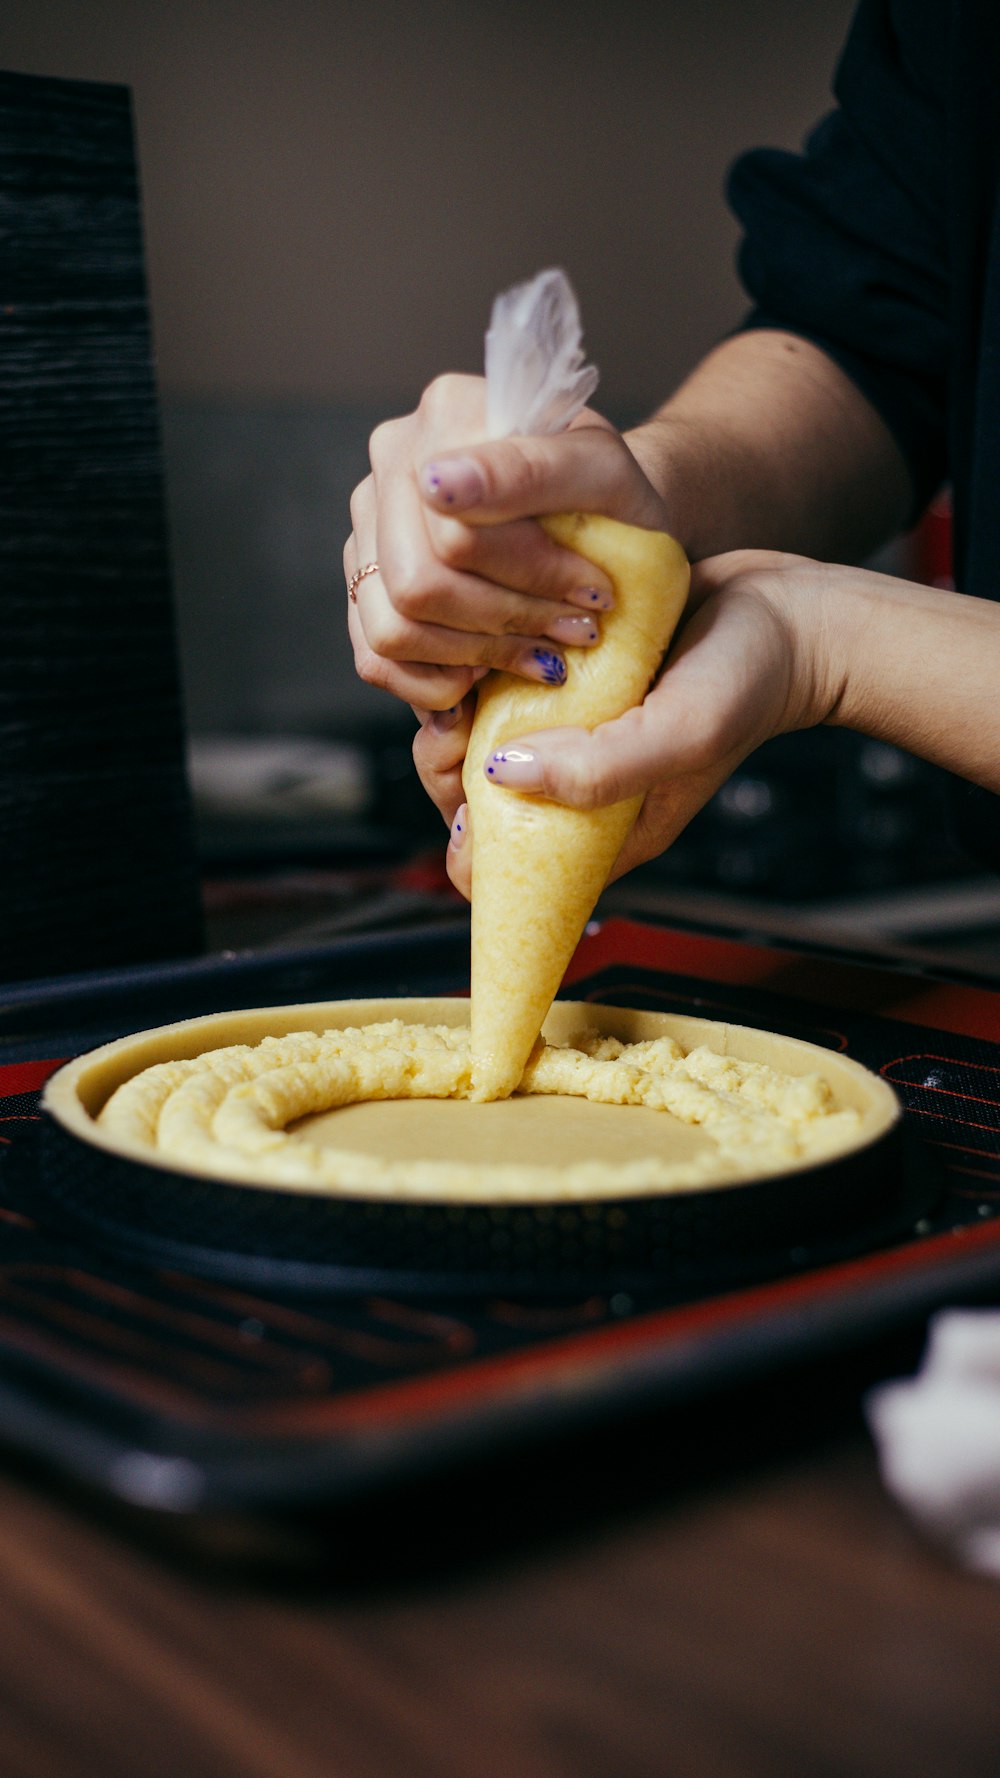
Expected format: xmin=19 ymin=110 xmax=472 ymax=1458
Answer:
xmin=485 ymin=746 xmax=541 ymax=789
xmin=431 ymin=704 xmax=461 ymax=733
xmin=420 ymin=457 xmax=483 ymax=508
xmin=546 ymin=613 xmax=600 ymax=647
xmin=449 ymin=803 xmax=468 ymax=847
xmin=565 ymin=586 xmax=615 ymax=612
xmin=520 ymin=646 xmax=567 ymax=686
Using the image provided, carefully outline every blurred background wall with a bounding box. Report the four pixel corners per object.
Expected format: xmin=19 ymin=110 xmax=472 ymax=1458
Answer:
xmin=3 ymin=0 xmax=857 ymax=733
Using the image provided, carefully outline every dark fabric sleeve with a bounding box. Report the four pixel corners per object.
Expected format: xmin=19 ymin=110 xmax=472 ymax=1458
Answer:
xmin=728 ymin=0 xmax=951 ymax=519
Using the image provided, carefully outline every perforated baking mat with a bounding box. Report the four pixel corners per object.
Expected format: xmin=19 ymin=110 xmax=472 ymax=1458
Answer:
xmin=0 ymin=915 xmax=999 ymax=1516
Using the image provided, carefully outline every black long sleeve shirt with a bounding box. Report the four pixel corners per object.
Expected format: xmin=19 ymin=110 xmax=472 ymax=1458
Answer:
xmin=727 ymin=0 xmax=1000 ymax=864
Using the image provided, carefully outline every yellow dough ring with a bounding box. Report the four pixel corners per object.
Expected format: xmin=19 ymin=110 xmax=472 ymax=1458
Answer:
xmin=39 ymin=997 xmax=913 ymax=1297
xmin=464 ymin=512 xmax=690 ymax=1100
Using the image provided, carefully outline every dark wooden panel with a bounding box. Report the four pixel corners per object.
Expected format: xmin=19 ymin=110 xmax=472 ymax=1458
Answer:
xmin=0 ymin=69 xmax=202 ymax=981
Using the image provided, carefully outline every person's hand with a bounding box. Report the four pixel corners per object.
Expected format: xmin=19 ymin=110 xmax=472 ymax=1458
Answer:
xmin=420 ymin=551 xmax=844 ymax=899
xmin=345 ymin=374 xmax=669 ymax=712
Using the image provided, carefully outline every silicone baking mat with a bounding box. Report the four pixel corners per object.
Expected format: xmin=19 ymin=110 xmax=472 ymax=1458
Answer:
xmin=1 ymin=915 xmax=999 ymax=1517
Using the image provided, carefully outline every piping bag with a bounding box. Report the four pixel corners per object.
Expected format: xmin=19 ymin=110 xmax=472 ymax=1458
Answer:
xmin=464 ymin=270 xmax=690 ymax=1100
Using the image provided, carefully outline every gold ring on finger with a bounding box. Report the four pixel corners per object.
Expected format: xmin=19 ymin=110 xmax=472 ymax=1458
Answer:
xmin=348 ymin=561 xmax=380 ymax=602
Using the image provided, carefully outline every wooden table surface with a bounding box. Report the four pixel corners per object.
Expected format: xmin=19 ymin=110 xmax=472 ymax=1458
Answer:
xmin=1 ymin=1343 xmax=998 ymax=1778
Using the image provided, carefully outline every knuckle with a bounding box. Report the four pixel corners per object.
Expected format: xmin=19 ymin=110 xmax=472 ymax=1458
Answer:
xmin=559 ymin=761 xmax=605 ymax=810
xmin=391 ymin=563 xmax=439 ymax=621
xmin=441 ymin=668 xmax=483 ymax=705
xmin=362 ymin=610 xmax=411 ymax=660
xmin=501 ymin=602 xmax=545 ymax=638
xmin=411 ymin=738 xmax=460 ymax=820
xmin=348 ymin=475 xmax=373 ymax=529
xmin=434 ymin=520 xmax=477 ymax=572
xmin=368 ymin=418 xmax=404 ymax=471
xmin=411 ymin=730 xmax=447 ymax=789
xmin=590 ymin=765 xmax=627 ymax=808
xmin=491 ymin=615 xmax=524 ymax=646
xmin=411 ymin=733 xmax=434 ymax=790
xmin=489 ymin=637 xmax=524 ymax=671
xmin=548 ymin=743 xmax=615 ymax=811
xmin=479 ymin=439 xmax=540 ymax=508
xmin=602 ymin=428 xmax=632 ymax=469
xmin=355 ymin=647 xmax=393 ymax=692
xmin=587 ymin=426 xmax=634 ymax=489
xmin=420 ymin=372 xmax=478 ymax=421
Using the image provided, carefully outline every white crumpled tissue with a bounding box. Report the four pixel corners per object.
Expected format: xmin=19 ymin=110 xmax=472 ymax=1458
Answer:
xmin=484 ymin=267 xmax=599 ymax=440
xmin=866 ymin=1308 xmax=1000 ymax=1574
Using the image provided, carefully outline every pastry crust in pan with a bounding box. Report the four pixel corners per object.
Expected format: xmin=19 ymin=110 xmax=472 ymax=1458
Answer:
xmin=44 ymin=998 xmax=900 ymax=1206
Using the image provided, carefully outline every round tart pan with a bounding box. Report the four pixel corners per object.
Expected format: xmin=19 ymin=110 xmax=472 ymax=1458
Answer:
xmin=36 ymin=997 xmax=932 ymax=1296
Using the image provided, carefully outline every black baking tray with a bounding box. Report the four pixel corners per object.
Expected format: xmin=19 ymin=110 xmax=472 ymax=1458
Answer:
xmin=0 ymin=914 xmax=999 ymax=1518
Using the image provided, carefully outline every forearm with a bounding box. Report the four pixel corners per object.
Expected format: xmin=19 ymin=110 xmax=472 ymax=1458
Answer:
xmin=626 ymin=331 xmax=915 ymax=565
xmin=816 ymin=569 xmax=1000 ymax=794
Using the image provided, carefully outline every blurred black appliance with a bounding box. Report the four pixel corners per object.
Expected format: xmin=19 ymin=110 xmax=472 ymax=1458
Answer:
xmin=0 ymin=70 xmax=202 ymax=984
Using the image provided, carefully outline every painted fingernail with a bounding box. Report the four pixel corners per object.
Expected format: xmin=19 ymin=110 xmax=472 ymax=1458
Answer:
xmin=420 ymin=457 xmax=484 ymax=508
xmin=449 ymin=803 xmax=468 ymax=847
xmin=518 ymin=646 xmax=567 ymax=686
xmin=565 ymin=586 xmax=615 ymax=612
xmin=485 ymin=747 xmax=541 ymax=789
xmin=545 ymin=613 xmax=600 ymax=647
xmin=431 ymin=704 xmax=462 ymax=733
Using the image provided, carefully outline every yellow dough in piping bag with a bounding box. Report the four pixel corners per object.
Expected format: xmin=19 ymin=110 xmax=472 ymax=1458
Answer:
xmin=463 ymin=509 xmax=689 ymax=1100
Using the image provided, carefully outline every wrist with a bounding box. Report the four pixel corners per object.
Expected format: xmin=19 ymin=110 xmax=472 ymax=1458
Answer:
xmin=753 ymin=560 xmax=856 ymax=734
xmin=623 ymin=416 xmax=711 ymax=560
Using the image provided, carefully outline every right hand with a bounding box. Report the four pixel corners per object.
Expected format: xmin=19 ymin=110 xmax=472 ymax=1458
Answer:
xmin=424 ymin=550 xmax=839 ymax=902
xmin=345 ymin=373 xmax=670 ymax=713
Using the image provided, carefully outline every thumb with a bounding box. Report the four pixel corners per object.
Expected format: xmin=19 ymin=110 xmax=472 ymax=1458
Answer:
xmin=418 ymin=422 xmax=664 ymax=529
xmin=480 ymin=703 xmax=702 ymax=810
